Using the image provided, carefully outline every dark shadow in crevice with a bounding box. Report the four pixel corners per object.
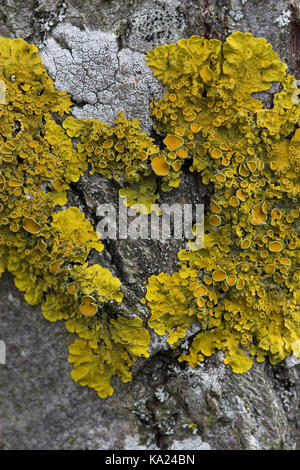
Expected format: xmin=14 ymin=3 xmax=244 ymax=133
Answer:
xmin=251 ymin=81 xmax=283 ymax=109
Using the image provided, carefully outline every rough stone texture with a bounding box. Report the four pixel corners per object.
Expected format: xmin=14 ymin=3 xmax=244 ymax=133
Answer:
xmin=0 ymin=0 xmax=300 ymax=450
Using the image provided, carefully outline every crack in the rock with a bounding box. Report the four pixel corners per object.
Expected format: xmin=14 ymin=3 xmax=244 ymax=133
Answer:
xmin=70 ymin=95 xmax=91 ymax=108
xmin=54 ymin=32 xmax=74 ymax=60
xmin=102 ymin=238 xmax=129 ymax=285
xmin=68 ymin=181 xmax=95 ymax=225
xmin=67 ymin=178 xmax=132 ymax=285
xmin=51 ymin=55 xmax=59 ymax=80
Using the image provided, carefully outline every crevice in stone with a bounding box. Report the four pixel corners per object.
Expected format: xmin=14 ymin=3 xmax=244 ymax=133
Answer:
xmin=251 ymin=81 xmax=283 ymax=109
xmin=102 ymin=238 xmax=129 ymax=285
xmin=70 ymin=95 xmax=90 ymax=108
xmin=53 ymin=32 xmax=75 ymax=60
xmin=68 ymin=181 xmax=95 ymax=223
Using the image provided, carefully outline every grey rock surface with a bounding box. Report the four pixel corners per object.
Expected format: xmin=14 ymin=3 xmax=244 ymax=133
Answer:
xmin=0 ymin=0 xmax=299 ymax=450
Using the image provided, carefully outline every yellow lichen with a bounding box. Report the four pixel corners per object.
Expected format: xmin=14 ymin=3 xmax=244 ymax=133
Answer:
xmin=80 ymin=296 xmax=98 ymax=317
xmin=151 ymin=155 xmax=169 ymax=176
xmin=0 ymin=37 xmax=149 ymax=398
xmin=1 ymin=31 xmax=299 ymax=396
xmin=68 ymin=316 xmax=150 ymax=399
xmin=145 ymin=32 xmax=300 ymax=373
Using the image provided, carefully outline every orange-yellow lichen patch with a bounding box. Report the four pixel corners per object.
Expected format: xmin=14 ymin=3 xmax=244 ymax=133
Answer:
xmin=238 ymin=164 xmax=249 ymax=177
xmin=37 ymin=240 xmax=46 ymax=252
xmin=262 ymin=201 xmax=270 ymax=214
xmin=194 ymin=285 xmax=207 ymax=296
xmin=151 ymin=155 xmax=169 ymax=176
xmin=212 ymin=270 xmax=226 ymax=282
xmin=197 ymin=297 xmax=205 ymax=308
xmin=269 ymin=241 xmax=283 ymax=252
xmin=229 ymin=196 xmax=239 ymax=207
xmin=9 ymin=179 xmax=23 ymax=187
xmin=172 ymin=161 xmax=181 ymax=171
xmin=146 ymin=33 xmax=298 ymax=373
xmin=0 ymin=36 xmax=150 ymax=399
xmin=67 ymin=283 xmax=76 ymax=295
xmin=210 ymin=148 xmax=222 ymax=159
xmin=80 ymin=296 xmax=98 ymax=316
xmin=250 ymin=205 xmax=267 ymax=225
xmin=216 ymin=173 xmax=226 ymax=183
xmin=226 ymin=275 xmax=236 ymax=287
xmin=191 ymin=124 xmax=201 ymax=133
xmin=163 ymin=135 xmax=184 ymax=151
xmin=103 ymin=139 xmax=113 ymax=149
xmin=10 ymin=223 xmax=19 ymax=232
xmin=52 ymin=179 xmax=65 ymax=191
xmin=265 ymin=265 xmax=275 ymax=274
xmin=236 ymin=189 xmax=246 ymax=201
xmin=209 ymin=214 xmax=222 ymax=226
xmin=176 ymin=147 xmax=188 ymax=159
xmin=184 ymin=112 xmax=197 ymax=122
xmin=210 ymin=200 xmax=222 ymax=213
xmin=23 ymin=217 xmax=41 ymax=234
xmin=247 ymin=161 xmax=257 ymax=172
xmin=236 ymin=278 xmax=245 ymax=290
xmin=137 ymin=150 xmax=147 ymax=160
xmin=241 ymin=239 xmax=251 ymax=249
xmin=204 ymin=276 xmax=212 ymax=285
xmin=50 ymin=259 xmax=64 ymax=275
xmin=280 ymin=258 xmax=291 ymax=266
xmin=271 ymin=209 xmax=281 ymax=220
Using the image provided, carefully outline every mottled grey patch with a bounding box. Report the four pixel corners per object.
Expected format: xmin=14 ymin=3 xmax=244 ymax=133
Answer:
xmin=126 ymin=0 xmax=186 ymax=52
